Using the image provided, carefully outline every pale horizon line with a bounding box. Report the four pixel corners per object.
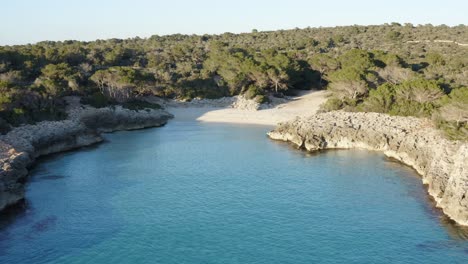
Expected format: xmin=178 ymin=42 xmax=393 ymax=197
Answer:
xmin=2 ymin=22 xmax=466 ymax=47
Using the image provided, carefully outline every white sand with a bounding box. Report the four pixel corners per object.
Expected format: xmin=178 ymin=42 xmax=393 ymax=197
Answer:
xmin=167 ymin=90 xmax=329 ymax=126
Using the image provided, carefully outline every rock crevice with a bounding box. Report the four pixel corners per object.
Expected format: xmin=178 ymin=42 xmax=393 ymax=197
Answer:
xmin=268 ymin=111 xmax=468 ymax=226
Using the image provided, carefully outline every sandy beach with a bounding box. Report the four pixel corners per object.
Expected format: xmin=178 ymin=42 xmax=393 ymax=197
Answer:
xmin=167 ymin=90 xmax=329 ymax=125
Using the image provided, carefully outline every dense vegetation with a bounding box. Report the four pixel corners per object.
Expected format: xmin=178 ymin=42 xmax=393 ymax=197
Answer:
xmin=0 ymin=23 xmax=467 ymax=138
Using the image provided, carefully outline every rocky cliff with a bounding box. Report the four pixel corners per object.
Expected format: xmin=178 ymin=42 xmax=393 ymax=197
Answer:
xmin=0 ymin=103 xmax=173 ymax=212
xmin=268 ymin=111 xmax=468 ymax=226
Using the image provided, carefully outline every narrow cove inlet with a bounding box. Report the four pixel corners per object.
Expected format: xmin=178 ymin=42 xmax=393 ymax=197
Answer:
xmin=1 ymin=121 xmax=467 ymax=263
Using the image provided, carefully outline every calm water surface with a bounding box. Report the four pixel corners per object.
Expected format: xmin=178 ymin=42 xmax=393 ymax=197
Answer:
xmin=1 ymin=121 xmax=468 ymax=263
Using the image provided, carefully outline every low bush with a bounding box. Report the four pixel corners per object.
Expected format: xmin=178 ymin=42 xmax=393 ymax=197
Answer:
xmin=244 ymin=85 xmax=265 ymax=100
xmin=320 ymin=98 xmax=344 ymax=112
xmin=435 ymin=119 xmax=468 ymax=141
xmin=122 ymin=100 xmax=162 ymax=111
xmin=254 ymin=95 xmax=269 ymax=104
xmin=389 ymin=100 xmax=436 ymax=117
xmin=0 ymin=117 xmax=11 ymax=134
xmin=80 ymin=92 xmax=112 ymax=108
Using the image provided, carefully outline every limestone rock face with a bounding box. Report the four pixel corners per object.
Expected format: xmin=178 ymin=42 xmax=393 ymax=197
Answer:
xmin=0 ymin=143 xmax=30 ymax=210
xmin=0 ymin=104 xmax=173 ymax=212
xmin=268 ymin=111 xmax=468 ymax=226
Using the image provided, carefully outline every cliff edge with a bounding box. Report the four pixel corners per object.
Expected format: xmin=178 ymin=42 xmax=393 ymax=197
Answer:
xmin=268 ymin=111 xmax=468 ymax=226
xmin=0 ymin=101 xmax=173 ymax=212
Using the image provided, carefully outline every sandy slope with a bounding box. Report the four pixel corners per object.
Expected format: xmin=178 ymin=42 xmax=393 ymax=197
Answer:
xmin=167 ymin=90 xmax=329 ymax=125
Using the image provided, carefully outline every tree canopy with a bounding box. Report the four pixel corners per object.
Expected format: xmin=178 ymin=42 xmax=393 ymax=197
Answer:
xmin=0 ymin=24 xmax=467 ymax=138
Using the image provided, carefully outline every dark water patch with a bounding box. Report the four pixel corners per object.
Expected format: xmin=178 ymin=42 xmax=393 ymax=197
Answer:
xmin=30 ymin=175 xmax=67 ymax=182
xmin=0 ymin=200 xmax=27 ymax=233
xmin=39 ymin=175 xmax=66 ymax=180
xmin=416 ymin=240 xmax=468 ymax=254
xmin=29 ymin=141 xmax=106 ymax=170
xmin=440 ymin=216 xmax=468 ymax=240
xmin=30 ymin=216 xmax=57 ymax=233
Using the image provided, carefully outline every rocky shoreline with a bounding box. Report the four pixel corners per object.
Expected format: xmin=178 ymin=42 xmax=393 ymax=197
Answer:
xmin=142 ymin=93 xmax=291 ymax=111
xmin=0 ymin=100 xmax=173 ymax=212
xmin=268 ymin=111 xmax=468 ymax=226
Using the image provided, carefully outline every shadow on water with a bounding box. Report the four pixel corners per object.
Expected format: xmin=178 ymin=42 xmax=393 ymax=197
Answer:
xmin=0 ymin=200 xmax=56 ymax=234
xmin=384 ymin=157 xmax=468 ymax=240
xmin=0 ymin=201 xmax=28 ymax=255
xmin=30 ymin=139 xmax=108 ymax=167
xmin=26 ymin=215 xmax=58 ymax=238
xmin=0 ymin=201 xmax=60 ymax=256
xmin=0 ymin=141 xmax=109 ymax=235
xmin=440 ymin=216 xmax=468 ymax=241
xmin=25 ymin=138 xmax=111 ymax=183
xmin=29 ymin=175 xmax=67 ymax=182
xmin=269 ymin=138 xmax=468 ymax=240
xmin=0 ymin=201 xmax=27 ymax=231
xmin=416 ymin=239 xmax=468 ymax=255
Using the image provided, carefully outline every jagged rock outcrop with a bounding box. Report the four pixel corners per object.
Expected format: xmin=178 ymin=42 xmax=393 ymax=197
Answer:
xmin=268 ymin=111 xmax=468 ymax=226
xmin=0 ymin=104 xmax=173 ymax=212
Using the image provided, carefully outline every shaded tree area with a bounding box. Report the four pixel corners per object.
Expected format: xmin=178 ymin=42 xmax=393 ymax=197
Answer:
xmin=318 ymin=47 xmax=467 ymax=139
xmin=0 ymin=24 xmax=467 ymax=137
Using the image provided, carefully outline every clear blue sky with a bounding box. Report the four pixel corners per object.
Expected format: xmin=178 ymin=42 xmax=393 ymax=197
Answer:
xmin=2 ymin=0 xmax=467 ymax=45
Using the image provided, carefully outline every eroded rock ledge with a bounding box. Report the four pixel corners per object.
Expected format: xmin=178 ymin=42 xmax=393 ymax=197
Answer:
xmin=0 ymin=103 xmax=173 ymax=212
xmin=267 ymin=111 xmax=468 ymax=226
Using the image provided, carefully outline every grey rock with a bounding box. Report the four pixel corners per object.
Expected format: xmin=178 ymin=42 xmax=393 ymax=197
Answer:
xmin=0 ymin=103 xmax=173 ymax=212
xmin=268 ymin=111 xmax=468 ymax=226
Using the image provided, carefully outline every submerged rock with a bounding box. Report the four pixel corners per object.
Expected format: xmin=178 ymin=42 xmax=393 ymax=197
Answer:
xmin=268 ymin=111 xmax=468 ymax=226
xmin=0 ymin=103 xmax=173 ymax=212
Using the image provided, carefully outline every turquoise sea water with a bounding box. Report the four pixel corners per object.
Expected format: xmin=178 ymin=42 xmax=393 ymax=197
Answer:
xmin=1 ymin=121 xmax=468 ymax=264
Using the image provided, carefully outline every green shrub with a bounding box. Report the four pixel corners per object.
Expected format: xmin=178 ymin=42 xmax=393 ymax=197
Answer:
xmin=386 ymin=31 xmax=402 ymax=41
xmin=359 ymin=83 xmax=395 ymax=113
xmin=244 ymin=85 xmax=264 ymax=100
xmin=439 ymin=87 xmax=468 ymax=106
xmin=254 ymin=95 xmax=269 ymax=104
xmin=201 ymin=88 xmax=227 ymax=99
xmin=426 ymin=53 xmax=446 ymax=66
xmin=389 ymin=100 xmax=436 ymax=117
xmin=394 ymin=78 xmax=445 ymax=103
xmin=0 ymin=117 xmax=11 ymax=134
xmin=81 ymin=92 xmax=112 ymax=108
xmin=436 ymin=119 xmax=468 ymax=141
xmin=435 ymin=87 xmax=468 ymax=139
xmin=31 ymin=107 xmax=67 ymax=123
xmin=80 ymin=109 xmax=116 ymax=130
xmin=320 ymin=98 xmax=344 ymax=112
xmin=122 ymin=100 xmax=162 ymax=111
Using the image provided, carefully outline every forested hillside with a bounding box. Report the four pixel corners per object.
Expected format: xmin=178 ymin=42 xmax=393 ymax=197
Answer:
xmin=0 ymin=23 xmax=467 ymax=137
